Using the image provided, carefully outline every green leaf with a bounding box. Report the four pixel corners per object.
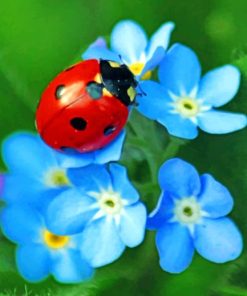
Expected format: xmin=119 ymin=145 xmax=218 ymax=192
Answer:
xmin=0 ymin=238 xmax=16 ymax=274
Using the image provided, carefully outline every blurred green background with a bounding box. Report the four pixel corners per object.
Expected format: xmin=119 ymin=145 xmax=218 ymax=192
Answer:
xmin=0 ymin=0 xmax=247 ymax=295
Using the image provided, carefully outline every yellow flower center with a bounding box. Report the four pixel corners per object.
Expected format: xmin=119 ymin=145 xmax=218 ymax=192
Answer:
xmin=175 ymin=97 xmax=200 ymax=117
xmin=129 ymin=62 xmax=152 ymax=80
xmin=43 ymin=230 xmax=69 ymax=249
xmin=44 ymin=169 xmax=70 ymax=187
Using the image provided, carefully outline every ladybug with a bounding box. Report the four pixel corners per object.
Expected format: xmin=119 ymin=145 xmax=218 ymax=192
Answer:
xmin=36 ymin=59 xmax=137 ymax=153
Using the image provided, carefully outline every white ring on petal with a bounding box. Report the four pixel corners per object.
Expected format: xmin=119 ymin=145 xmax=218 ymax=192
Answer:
xmin=168 ymin=90 xmax=212 ymax=124
xmin=171 ymin=196 xmax=208 ymax=235
xmin=88 ymin=187 xmax=129 ymax=225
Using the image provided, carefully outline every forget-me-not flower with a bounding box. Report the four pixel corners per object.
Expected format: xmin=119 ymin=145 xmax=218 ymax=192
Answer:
xmin=2 ymin=131 xmax=125 ymax=210
xmin=46 ymin=163 xmax=147 ymax=267
xmin=0 ymin=174 xmax=3 ymax=195
xmin=148 ymin=158 xmax=243 ymax=273
xmin=137 ymin=43 xmax=247 ymax=139
xmin=1 ymin=205 xmax=93 ymax=283
xmin=83 ymin=19 xmax=175 ymax=79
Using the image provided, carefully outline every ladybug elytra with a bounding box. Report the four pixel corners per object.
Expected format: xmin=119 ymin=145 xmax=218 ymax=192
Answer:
xmin=36 ymin=59 xmax=137 ymax=153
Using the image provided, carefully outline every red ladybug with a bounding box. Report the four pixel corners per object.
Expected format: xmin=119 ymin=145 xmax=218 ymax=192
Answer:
xmin=36 ymin=59 xmax=137 ymax=153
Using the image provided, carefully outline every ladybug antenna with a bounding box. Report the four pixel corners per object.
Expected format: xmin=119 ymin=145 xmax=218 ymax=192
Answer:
xmin=132 ymin=101 xmax=139 ymax=107
xmin=118 ymin=54 xmax=123 ymax=64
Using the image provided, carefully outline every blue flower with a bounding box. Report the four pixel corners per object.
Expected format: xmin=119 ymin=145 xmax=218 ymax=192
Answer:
xmin=148 ymin=158 xmax=243 ymax=273
xmin=1 ymin=205 xmax=93 ymax=283
xmin=0 ymin=174 xmax=3 ymax=195
xmin=83 ymin=20 xmax=175 ymax=79
xmin=45 ymin=164 xmax=147 ymax=267
xmin=137 ymin=44 xmax=247 ymax=139
xmin=2 ymin=131 xmax=125 ymax=210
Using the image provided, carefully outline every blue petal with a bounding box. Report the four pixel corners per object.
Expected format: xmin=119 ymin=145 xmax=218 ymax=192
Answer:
xmin=197 ymin=65 xmax=240 ymax=107
xmin=158 ymin=113 xmax=199 ymax=139
xmin=147 ymin=191 xmax=175 ymax=230
xmin=16 ymin=244 xmax=50 ymax=282
xmin=109 ymin=163 xmax=139 ymax=204
xmin=89 ymin=37 xmax=107 ymax=47
xmin=194 ymin=218 xmax=243 ymax=263
xmin=142 ymin=47 xmax=166 ymax=75
xmin=146 ymin=22 xmax=175 ymax=60
xmin=198 ymin=174 xmax=233 ymax=218
xmin=56 ymin=151 xmax=94 ymax=169
xmin=110 ymin=20 xmax=147 ymax=64
xmin=158 ymin=158 xmax=201 ymax=198
xmin=57 ymin=131 xmax=126 ymax=168
xmin=2 ymin=174 xmax=62 ymax=212
xmin=2 ymin=174 xmax=43 ymax=203
xmin=198 ymin=110 xmax=247 ymax=134
xmin=118 ymin=202 xmax=146 ymax=247
xmin=158 ymin=43 xmax=201 ymax=95
xmin=0 ymin=174 xmax=3 ymax=196
xmin=94 ymin=130 xmax=126 ymax=164
xmin=1 ymin=206 xmax=43 ymax=244
xmin=79 ymin=218 xmax=125 ymax=267
xmin=67 ymin=164 xmax=111 ymax=192
xmin=35 ymin=189 xmax=67 ymax=215
xmin=137 ymin=81 xmax=170 ymax=120
xmin=51 ymin=248 xmax=94 ymax=283
xmin=2 ymin=132 xmax=57 ymax=176
xmin=83 ymin=38 xmax=121 ymax=62
xmin=142 ymin=47 xmax=165 ymax=75
xmin=46 ymin=188 xmax=96 ymax=235
xmin=156 ymin=223 xmax=194 ymax=273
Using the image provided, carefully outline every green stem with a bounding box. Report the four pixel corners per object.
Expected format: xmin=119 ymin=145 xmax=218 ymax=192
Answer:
xmin=127 ymin=132 xmax=188 ymax=183
xmin=159 ymin=136 xmax=188 ymax=164
xmin=146 ymin=151 xmax=158 ymax=183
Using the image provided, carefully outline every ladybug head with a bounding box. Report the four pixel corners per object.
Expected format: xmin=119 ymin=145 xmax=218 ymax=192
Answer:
xmin=99 ymin=59 xmax=138 ymax=106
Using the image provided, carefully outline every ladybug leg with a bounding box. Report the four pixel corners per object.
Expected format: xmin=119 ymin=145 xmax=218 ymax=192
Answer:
xmin=132 ymin=101 xmax=139 ymax=107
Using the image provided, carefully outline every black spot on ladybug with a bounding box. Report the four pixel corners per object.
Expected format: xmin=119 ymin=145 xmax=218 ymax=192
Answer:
xmin=70 ymin=117 xmax=87 ymax=131
xmin=104 ymin=125 xmax=116 ymax=136
xmin=86 ymin=82 xmax=103 ymax=99
xmin=64 ymin=66 xmax=75 ymax=71
xmin=55 ymin=85 xmax=65 ymax=100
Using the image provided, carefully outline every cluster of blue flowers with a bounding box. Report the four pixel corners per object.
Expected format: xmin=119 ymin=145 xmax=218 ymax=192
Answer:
xmin=1 ymin=19 xmax=246 ymax=283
